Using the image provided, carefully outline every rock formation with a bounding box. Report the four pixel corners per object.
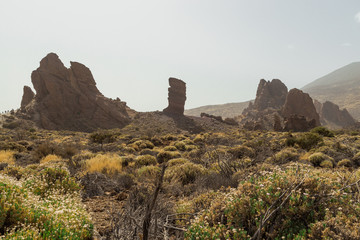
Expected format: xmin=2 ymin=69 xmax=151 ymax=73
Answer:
xmin=20 ymin=86 xmax=35 ymax=110
xmin=19 ymin=53 xmax=133 ymax=132
xmin=319 ymin=101 xmax=355 ymax=127
xmin=253 ymin=79 xmax=288 ymax=111
xmin=283 ymin=115 xmax=317 ymax=132
xmin=282 ymin=88 xmax=320 ymax=127
xmin=240 ymin=80 xmax=321 ymax=132
xmin=163 ymin=77 xmax=186 ymax=115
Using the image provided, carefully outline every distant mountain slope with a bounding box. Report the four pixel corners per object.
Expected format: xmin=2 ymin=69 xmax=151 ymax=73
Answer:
xmin=302 ymin=62 xmax=360 ymax=120
xmin=185 ymin=101 xmax=252 ymax=118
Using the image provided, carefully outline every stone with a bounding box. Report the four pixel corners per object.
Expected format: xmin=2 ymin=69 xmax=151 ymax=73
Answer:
xmin=21 ymin=53 xmax=133 ymax=132
xmin=320 ymin=101 xmax=356 ymax=127
xmin=283 ymin=115 xmax=317 ymax=132
xmin=163 ymin=77 xmax=186 ymax=115
xmin=20 ymin=86 xmax=35 ymax=110
xmin=253 ymin=79 xmax=288 ymax=111
xmin=282 ymin=88 xmax=320 ymax=127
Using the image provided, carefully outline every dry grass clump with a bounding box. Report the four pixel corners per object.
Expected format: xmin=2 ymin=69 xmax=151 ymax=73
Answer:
xmin=40 ymin=154 xmax=62 ymax=164
xmin=165 ymin=162 xmax=207 ymax=185
xmin=85 ymin=153 xmax=123 ymax=175
xmin=0 ymin=150 xmax=15 ymax=164
xmin=228 ymin=145 xmax=255 ymax=158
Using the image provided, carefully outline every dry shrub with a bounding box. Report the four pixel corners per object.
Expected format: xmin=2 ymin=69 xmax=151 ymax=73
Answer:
xmin=0 ymin=150 xmax=15 ymax=164
xmin=165 ymin=162 xmax=206 ymax=185
xmin=85 ymin=153 xmax=123 ymax=175
xmin=308 ymin=152 xmax=334 ymax=167
xmin=157 ymin=150 xmax=181 ymax=163
xmin=40 ymin=154 xmax=62 ymax=164
xmin=228 ymin=145 xmax=255 ymax=158
xmin=135 ymin=155 xmax=157 ymax=167
xmin=270 ymin=147 xmax=299 ymax=164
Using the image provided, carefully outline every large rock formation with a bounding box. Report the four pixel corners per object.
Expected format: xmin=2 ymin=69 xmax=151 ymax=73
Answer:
xmin=20 ymin=53 xmax=133 ymax=132
xmin=318 ymin=101 xmax=356 ymax=127
xmin=20 ymin=86 xmax=35 ymax=110
xmin=240 ymin=80 xmax=321 ymax=131
xmin=253 ymin=79 xmax=288 ymax=111
xmin=282 ymin=88 xmax=320 ymax=127
xmin=163 ymin=77 xmax=186 ymax=115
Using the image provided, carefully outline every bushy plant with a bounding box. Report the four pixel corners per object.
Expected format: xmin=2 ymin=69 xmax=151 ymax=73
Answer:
xmin=157 ymin=150 xmax=181 ymax=163
xmin=135 ymin=155 xmax=157 ymax=167
xmin=311 ymin=126 xmax=334 ymax=137
xmin=0 ymin=150 xmax=15 ymax=164
xmin=270 ymin=147 xmax=298 ymax=164
xmin=186 ymin=164 xmax=360 ymax=239
xmin=228 ymin=145 xmax=255 ymax=158
xmin=165 ymin=162 xmax=206 ymax=185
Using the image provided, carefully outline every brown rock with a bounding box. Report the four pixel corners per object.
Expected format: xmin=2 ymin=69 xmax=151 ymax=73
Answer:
xmin=163 ymin=77 xmax=186 ymax=115
xmin=253 ymin=79 xmax=288 ymax=111
xmin=283 ymin=115 xmax=317 ymax=132
xmin=321 ymin=101 xmax=355 ymax=127
xmin=20 ymin=86 xmax=35 ymax=110
xmin=282 ymin=88 xmax=320 ymax=127
xmin=22 ymin=53 xmax=132 ymax=132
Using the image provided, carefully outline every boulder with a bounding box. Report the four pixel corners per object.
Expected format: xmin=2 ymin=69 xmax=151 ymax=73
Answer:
xmin=282 ymin=88 xmax=320 ymax=127
xmin=21 ymin=53 xmax=133 ymax=132
xmin=163 ymin=77 xmax=186 ymax=115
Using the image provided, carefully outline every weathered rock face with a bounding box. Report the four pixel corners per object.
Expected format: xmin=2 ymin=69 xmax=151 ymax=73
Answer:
xmin=21 ymin=53 xmax=132 ymax=132
xmin=163 ymin=77 xmax=186 ymax=115
xmin=320 ymin=101 xmax=356 ymax=127
xmin=253 ymin=79 xmax=288 ymax=111
xmin=283 ymin=115 xmax=317 ymax=132
xmin=282 ymin=88 xmax=320 ymax=127
xmin=20 ymin=86 xmax=35 ymax=110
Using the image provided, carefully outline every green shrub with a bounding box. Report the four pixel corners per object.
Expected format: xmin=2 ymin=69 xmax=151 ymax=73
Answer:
xmin=311 ymin=126 xmax=334 ymax=137
xmin=296 ymin=132 xmax=323 ymax=150
xmin=135 ymin=155 xmax=157 ymax=167
xmin=89 ymin=131 xmax=117 ymax=144
xmin=186 ymin=164 xmax=360 ymax=239
xmin=137 ymin=165 xmax=161 ymax=179
xmin=167 ymin=158 xmax=189 ymax=167
xmin=309 ymin=152 xmax=329 ymax=167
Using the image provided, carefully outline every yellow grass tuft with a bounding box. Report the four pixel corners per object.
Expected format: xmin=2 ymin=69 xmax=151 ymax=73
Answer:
xmin=85 ymin=153 xmax=123 ymax=175
xmin=0 ymin=150 xmax=15 ymax=164
xmin=40 ymin=154 xmax=63 ymax=164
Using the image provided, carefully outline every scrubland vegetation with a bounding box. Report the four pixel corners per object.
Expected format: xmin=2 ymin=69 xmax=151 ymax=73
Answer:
xmin=2 ymin=125 xmax=360 ymax=239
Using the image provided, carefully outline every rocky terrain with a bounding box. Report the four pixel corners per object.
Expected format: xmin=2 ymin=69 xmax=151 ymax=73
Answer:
xmin=184 ymin=101 xmax=251 ymax=118
xmin=18 ymin=53 xmax=135 ymax=132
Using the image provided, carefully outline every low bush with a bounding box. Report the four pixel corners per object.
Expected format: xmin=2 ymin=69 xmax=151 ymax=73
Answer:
xmin=311 ymin=126 xmax=334 ymax=137
xmin=157 ymin=150 xmax=181 ymax=163
xmin=135 ymin=155 xmax=157 ymax=167
xmin=85 ymin=153 xmax=123 ymax=175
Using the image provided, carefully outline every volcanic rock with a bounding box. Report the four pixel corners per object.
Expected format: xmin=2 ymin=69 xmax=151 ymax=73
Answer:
xmin=20 ymin=86 xmax=35 ymax=110
xmin=163 ymin=77 xmax=186 ymax=115
xmin=283 ymin=115 xmax=318 ymax=132
xmin=21 ymin=53 xmax=133 ymax=132
xmin=282 ymin=88 xmax=320 ymax=127
xmin=253 ymin=79 xmax=288 ymax=111
xmin=320 ymin=101 xmax=356 ymax=127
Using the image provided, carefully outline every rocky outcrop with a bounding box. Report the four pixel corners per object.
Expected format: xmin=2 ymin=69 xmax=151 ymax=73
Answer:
xmin=240 ymin=80 xmax=321 ymax=132
xmin=320 ymin=101 xmax=356 ymax=127
xmin=20 ymin=53 xmax=133 ymax=132
xmin=283 ymin=115 xmax=317 ymax=132
xmin=282 ymin=88 xmax=320 ymax=127
xmin=253 ymin=79 xmax=288 ymax=111
xmin=163 ymin=78 xmax=186 ymax=115
xmin=20 ymin=86 xmax=35 ymax=110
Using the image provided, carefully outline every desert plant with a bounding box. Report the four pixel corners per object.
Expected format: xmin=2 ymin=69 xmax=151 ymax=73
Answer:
xmin=85 ymin=153 xmax=123 ymax=175
xmin=135 ymin=155 xmax=157 ymax=167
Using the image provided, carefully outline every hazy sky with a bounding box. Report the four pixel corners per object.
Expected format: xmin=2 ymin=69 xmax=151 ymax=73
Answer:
xmin=1 ymin=0 xmax=360 ymax=112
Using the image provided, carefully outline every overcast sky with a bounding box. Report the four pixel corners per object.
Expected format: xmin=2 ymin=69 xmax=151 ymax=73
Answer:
xmin=1 ymin=0 xmax=360 ymax=112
